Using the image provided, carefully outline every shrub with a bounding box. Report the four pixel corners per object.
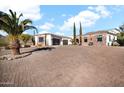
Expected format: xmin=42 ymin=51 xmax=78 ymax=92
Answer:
xmin=117 ymin=32 xmax=124 ymax=46
xmin=20 ymin=34 xmax=32 ymax=46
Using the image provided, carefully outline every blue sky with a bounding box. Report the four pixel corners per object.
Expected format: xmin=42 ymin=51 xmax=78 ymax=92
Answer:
xmin=0 ymin=5 xmax=124 ymax=36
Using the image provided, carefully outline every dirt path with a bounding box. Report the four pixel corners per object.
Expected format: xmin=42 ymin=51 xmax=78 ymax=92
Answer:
xmin=0 ymin=46 xmax=124 ymax=87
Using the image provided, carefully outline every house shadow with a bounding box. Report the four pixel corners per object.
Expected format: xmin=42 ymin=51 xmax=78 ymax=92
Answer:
xmin=21 ymin=47 xmax=56 ymax=55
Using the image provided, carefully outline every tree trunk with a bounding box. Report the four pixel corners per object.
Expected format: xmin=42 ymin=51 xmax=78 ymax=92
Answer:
xmin=11 ymin=47 xmax=20 ymax=55
xmin=10 ymin=39 xmax=21 ymax=55
xmin=79 ymin=22 xmax=83 ymax=46
xmin=32 ymin=37 xmax=35 ymax=46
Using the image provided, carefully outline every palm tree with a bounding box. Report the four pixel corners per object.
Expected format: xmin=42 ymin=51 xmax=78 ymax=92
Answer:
xmin=0 ymin=9 xmax=37 ymax=55
xmin=73 ymin=22 xmax=76 ymax=45
xmin=79 ymin=22 xmax=83 ymax=45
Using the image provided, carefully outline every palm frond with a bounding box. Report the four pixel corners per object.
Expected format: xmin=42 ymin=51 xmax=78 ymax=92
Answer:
xmin=0 ymin=11 xmax=7 ymax=17
xmin=23 ymin=25 xmax=38 ymax=34
xmin=0 ymin=17 xmax=12 ymax=34
xmin=17 ymin=13 xmax=23 ymax=24
xmin=9 ymin=9 xmax=17 ymax=28
xmin=1 ymin=13 xmax=14 ymax=29
xmin=9 ymin=9 xmax=16 ymax=20
xmin=0 ymin=25 xmax=11 ymax=34
xmin=21 ymin=19 xmax=32 ymax=25
xmin=24 ymin=25 xmax=37 ymax=31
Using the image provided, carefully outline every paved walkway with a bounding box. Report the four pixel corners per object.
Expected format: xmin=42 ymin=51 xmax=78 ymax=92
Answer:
xmin=0 ymin=46 xmax=124 ymax=87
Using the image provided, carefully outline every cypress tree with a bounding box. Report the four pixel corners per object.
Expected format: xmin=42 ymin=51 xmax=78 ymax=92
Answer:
xmin=73 ymin=22 xmax=76 ymax=45
xmin=79 ymin=22 xmax=83 ymax=45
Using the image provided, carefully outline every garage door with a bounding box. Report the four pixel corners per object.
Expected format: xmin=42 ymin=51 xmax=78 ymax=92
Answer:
xmin=52 ymin=38 xmax=60 ymax=45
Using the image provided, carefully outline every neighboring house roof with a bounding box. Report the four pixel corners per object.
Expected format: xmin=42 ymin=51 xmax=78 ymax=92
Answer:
xmin=85 ymin=30 xmax=115 ymax=35
xmin=36 ymin=30 xmax=118 ymax=39
xmin=108 ymin=29 xmax=121 ymax=34
xmin=35 ymin=33 xmax=72 ymax=39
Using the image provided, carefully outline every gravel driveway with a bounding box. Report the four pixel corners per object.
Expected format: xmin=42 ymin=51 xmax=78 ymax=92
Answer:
xmin=0 ymin=46 xmax=124 ymax=87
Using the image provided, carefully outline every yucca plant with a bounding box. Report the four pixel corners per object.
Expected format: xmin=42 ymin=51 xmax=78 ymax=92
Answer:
xmin=0 ymin=9 xmax=37 ymax=55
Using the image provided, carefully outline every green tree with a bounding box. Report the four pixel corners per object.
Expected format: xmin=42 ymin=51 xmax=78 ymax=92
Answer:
xmin=20 ymin=34 xmax=31 ymax=46
xmin=115 ymin=24 xmax=124 ymax=32
xmin=73 ymin=22 xmax=76 ymax=45
xmin=118 ymin=24 xmax=124 ymax=32
xmin=79 ymin=22 xmax=83 ymax=45
xmin=0 ymin=9 xmax=37 ymax=55
xmin=117 ymin=32 xmax=124 ymax=46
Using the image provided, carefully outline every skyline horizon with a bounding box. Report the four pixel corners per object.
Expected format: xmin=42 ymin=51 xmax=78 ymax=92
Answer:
xmin=0 ymin=5 xmax=124 ymax=36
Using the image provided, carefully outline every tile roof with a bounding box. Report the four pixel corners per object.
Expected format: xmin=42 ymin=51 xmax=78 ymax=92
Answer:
xmin=84 ymin=30 xmax=117 ymax=35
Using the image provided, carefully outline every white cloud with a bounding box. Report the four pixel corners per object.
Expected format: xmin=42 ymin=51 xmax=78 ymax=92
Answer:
xmin=39 ymin=22 xmax=55 ymax=30
xmin=60 ymin=10 xmax=100 ymax=31
xmin=0 ymin=5 xmax=42 ymax=21
xmin=60 ymin=6 xmax=111 ymax=32
xmin=88 ymin=5 xmax=111 ymax=18
xmin=95 ymin=6 xmax=111 ymax=17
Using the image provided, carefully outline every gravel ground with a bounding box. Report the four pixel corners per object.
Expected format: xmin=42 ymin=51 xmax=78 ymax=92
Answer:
xmin=0 ymin=46 xmax=124 ymax=87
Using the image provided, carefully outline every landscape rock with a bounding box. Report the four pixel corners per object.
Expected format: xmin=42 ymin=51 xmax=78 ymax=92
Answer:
xmin=0 ymin=52 xmax=32 ymax=61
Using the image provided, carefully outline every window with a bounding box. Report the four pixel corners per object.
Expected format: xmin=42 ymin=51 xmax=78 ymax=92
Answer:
xmin=52 ymin=38 xmax=60 ymax=45
xmin=113 ymin=36 xmax=116 ymax=41
xmin=39 ymin=37 xmax=44 ymax=42
xmin=63 ymin=40 xmax=68 ymax=45
xmin=109 ymin=35 xmax=111 ymax=41
xmin=84 ymin=37 xmax=88 ymax=42
xmin=113 ymin=36 xmax=115 ymax=40
xmin=97 ymin=35 xmax=102 ymax=42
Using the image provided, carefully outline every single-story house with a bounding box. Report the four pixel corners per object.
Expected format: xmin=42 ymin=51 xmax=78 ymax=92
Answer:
xmin=35 ymin=33 xmax=72 ymax=47
xmin=76 ymin=30 xmax=118 ymax=46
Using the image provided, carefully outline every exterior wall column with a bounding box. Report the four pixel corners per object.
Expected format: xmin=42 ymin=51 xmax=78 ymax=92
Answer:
xmin=47 ymin=35 xmax=52 ymax=46
xmin=60 ymin=39 xmax=63 ymax=45
xmin=35 ymin=36 xmax=38 ymax=46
